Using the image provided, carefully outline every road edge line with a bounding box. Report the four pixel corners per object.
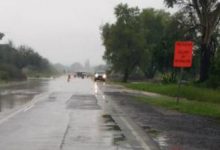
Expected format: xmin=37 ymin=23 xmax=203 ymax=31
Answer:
xmin=0 ymin=92 xmax=49 ymax=125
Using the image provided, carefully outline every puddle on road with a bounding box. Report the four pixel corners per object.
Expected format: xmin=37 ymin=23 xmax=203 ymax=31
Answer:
xmin=113 ymin=133 xmax=126 ymax=145
xmin=102 ymin=114 xmax=116 ymax=123
xmin=106 ymin=124 xmax=121 ymax=131
xmin=102 ymin=114 xmax=127 ymax=146
xmin=102 ymin=114 xmax=121 ymax=131
xmin=142 ymin=125 xmax=168 ymax=150
xmin=66 ymin=94 xmax=129 ymax=149
xmin=0 ymin=94 xmax=31 ymax=112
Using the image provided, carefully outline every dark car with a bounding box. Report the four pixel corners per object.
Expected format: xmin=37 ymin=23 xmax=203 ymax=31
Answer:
xmin=76 ymin=72 xmax=86 ymax=79
xmin=94 ymin=72 xmax=107 ymax=82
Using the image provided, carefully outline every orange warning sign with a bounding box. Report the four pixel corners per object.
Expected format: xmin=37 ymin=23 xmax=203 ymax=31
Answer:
xmin=173 ymin=41 xmax=193 ymax=68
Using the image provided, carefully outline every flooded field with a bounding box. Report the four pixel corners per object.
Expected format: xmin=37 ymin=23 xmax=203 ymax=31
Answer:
xmin=0 ymin=79 xmax=49 ymax=114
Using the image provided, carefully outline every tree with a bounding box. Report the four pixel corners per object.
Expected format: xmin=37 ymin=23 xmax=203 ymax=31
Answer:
xmin=17 ymin=45 xmax=49 ymax=70
xmin=0 ymin=33 xmax=4 ymax=40
xmin=139 ymin=9 xmax=172 ymax=78
xmin=164 ymin=0 xmax=220 ymax=82
xmin=208 ymin=29 xmax=220 ymax=88
xmin=0 ymin=41 xmax=53 ymax=80
xmin=161 ymin=11 xmax=200 ymax=81
xmin=101 ymin=4 xmax=145 ymax=82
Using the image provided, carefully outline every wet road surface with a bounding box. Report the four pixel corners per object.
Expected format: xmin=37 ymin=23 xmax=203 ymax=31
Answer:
xmin=100 ymin=84 xmax=220 ymax=150
xmin=0 ymin=77 xmax=157 ymax=150
xmin=0 ymin=79 xmax=48 ymax=117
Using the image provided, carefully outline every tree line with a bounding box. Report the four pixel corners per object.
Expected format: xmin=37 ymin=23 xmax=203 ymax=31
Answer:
xmin=0 ymin=38 xmax=56 ymax=81
xmin=101 ymin=1 xmax=220 ymax=88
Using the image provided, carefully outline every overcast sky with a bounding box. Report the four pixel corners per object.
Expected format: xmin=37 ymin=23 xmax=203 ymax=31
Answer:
xmin=0 ymin=0 xmax=172 ymax=66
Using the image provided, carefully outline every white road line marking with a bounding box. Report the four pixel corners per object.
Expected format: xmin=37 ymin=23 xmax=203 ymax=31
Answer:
xmin=23 ymin=104 xmax=35 ymax=112
xmin=0 ymin=107 xmax=25 ymax=125
xmin=95 ymin=84 xmax=151 ymax=150
xmin=0 ymin=92 xmax=48 ymax=125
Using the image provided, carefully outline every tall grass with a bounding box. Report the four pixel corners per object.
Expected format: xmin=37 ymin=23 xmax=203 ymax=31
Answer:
xmin=124 ymin=82 xmax=220 ymax=103
xmin=138 ymin=96 xmax=220 ymax=118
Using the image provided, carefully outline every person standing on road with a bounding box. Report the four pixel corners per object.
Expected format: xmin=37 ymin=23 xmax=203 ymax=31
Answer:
xmin=67 ymin=74 xmax=71 ymax=82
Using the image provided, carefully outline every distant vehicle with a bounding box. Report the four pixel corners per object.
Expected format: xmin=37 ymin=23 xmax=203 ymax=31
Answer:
xmin=94 ymin=72 xmax=107 ymax=82
xmin=76 ymin=72 xmax=85 ymax=79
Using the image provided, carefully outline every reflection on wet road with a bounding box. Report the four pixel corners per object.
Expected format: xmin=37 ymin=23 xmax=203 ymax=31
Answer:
xmin=0 ymin=77 xmax=130 ymax=150
xmin=0 ymin=79 xmax=49 ymax=114
xmin=62 ymin=93 xmax=130 ymax=150
xmin=0 ymin=77 xmax=155 ymax=150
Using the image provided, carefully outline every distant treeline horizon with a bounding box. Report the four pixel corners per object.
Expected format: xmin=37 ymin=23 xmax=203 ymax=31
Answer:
xmin=0 ymin=40 xmax=57 ymax=82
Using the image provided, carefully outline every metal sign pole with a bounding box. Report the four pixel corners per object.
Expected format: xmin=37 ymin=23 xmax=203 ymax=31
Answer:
xmin=173 ymin=41 xmax=193 ymax=104
xmin=177 ymin=68 xmax=183 ymax=104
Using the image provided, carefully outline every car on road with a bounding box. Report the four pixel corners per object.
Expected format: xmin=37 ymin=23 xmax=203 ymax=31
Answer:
xmin=94 ymin=72 xmax=107 ymax=82
xmin=76 ymin=72 xmax=86 ymax=79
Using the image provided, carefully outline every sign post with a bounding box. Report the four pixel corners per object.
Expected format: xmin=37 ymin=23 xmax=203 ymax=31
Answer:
xmin=173 ymin=41 xmax=193 ymax=104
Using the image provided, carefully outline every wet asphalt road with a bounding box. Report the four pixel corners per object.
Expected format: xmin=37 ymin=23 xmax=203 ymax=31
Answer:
xmin=0 ymin=77 xmax=158 ymax=150
xmin=100 ymin=84 xmax=220 ymax=150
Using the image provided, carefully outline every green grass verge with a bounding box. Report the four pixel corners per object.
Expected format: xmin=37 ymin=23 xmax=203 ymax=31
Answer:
xmin=0 ymin=80 xmax=7 ymax=85
xmin=123 ymin=82 xmax=220 ymax=103
xmin=138 ymin=95 xmax=220 ymax=118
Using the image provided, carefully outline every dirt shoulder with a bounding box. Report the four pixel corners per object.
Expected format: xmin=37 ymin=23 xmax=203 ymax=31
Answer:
xmin=100 ymin=83 xmax=220 ymax=150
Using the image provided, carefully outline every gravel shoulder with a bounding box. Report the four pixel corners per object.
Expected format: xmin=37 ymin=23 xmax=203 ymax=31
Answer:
xmin=101 ymin=84 xmax=220 ymax=150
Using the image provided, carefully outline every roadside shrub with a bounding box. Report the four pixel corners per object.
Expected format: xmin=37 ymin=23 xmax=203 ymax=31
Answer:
xmin=124 ymin=82 xmax=220 ymax=103
xmin=0 ymin=71 xmax=9 ymax=81
xmin=206 ymin=75 xmax=220 ymax=89
xmin=162 ymin=73 xmax=177 ymax=84
xmin=129 ymin=67 xmax=145 ymax=80
xmin=0 ymin=64 xmax=26 ymax=81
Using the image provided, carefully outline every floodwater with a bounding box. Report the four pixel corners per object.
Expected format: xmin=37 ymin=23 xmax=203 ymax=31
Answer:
xmin=0 ymin=77 xmax=135 ymax=150
xmin=0 ymin=79 xmax=49 ymax=114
